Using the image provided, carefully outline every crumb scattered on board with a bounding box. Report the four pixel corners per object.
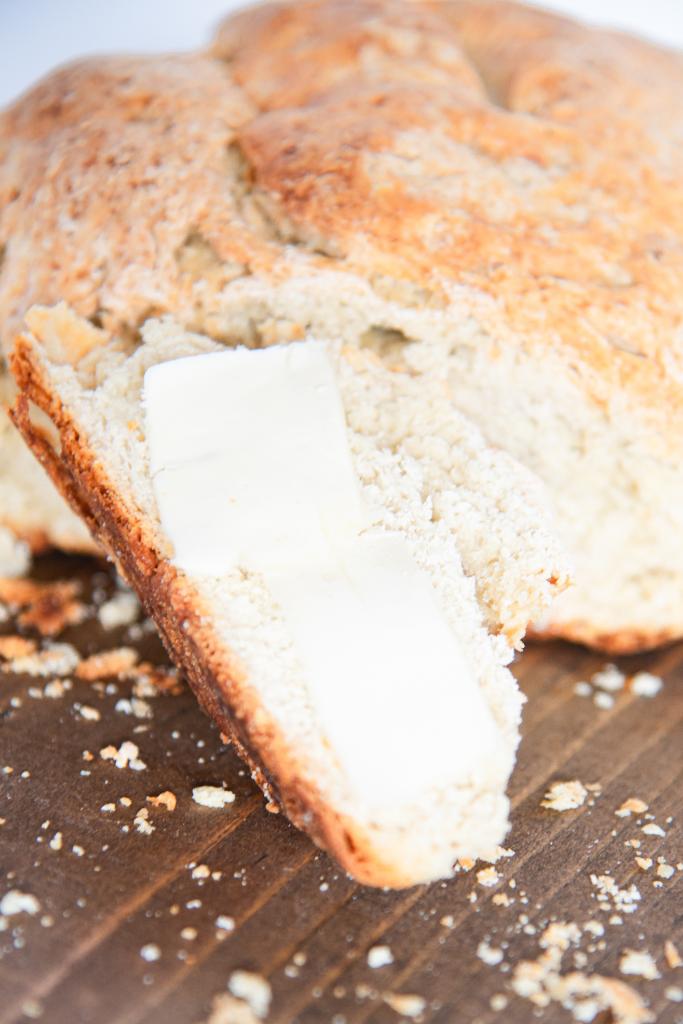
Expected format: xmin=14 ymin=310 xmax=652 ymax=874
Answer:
xmin=382 ymin=992 xmax=427 ymax=1018
xmin=367 ymin=944 xmax=394 ymax=968
xmin=201 ymin=994 xmax=263 ymax=1024
xmin=228 ymin=971 xmax=272 ymax=1020
xmin=192 ymin=786 xmax=235 ymax=809
xmin=541 ymin=780 xmax=589 ymax=811
xmin=573 ymin=664 xmax=664 ymax=706
xmin=100 ymin=741 xmax=147 ymax=771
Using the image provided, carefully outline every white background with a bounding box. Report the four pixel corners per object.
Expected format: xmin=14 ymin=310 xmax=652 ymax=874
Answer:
xmin=1 ymin=0 xmax=682 ymax=107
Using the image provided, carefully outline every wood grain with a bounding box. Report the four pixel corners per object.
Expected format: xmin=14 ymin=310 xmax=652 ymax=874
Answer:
xmin=0 ymin=556 xmax=681 ymax=1024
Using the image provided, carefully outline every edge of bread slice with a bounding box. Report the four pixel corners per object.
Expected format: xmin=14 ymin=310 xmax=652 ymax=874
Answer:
xmin=8 ymin=306 xmax=566 ymax=887
xmin=0 ymin=367 xmax=96 ymax=567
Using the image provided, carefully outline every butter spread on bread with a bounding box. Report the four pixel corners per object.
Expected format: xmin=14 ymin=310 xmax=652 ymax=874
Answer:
xmin=144 ymin=341 xmax=500 ymax=810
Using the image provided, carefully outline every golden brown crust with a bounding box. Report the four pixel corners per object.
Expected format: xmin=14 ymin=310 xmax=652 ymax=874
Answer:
xmin=224 ymin=0 xmax=683 ymax=451
xmin=10 ymin=334 xmax=420 ymax=888
xmin=0 ymin=54 xmax=274 ymax=346
xmin=529 ymin=621 xmax=681 ymax=656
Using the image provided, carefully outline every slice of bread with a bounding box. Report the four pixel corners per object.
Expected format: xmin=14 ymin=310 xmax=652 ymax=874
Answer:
xmin=10 ymin=305 xmax=567 ymax=886
xmin=0 ymin=367 xmax=95 ymax=565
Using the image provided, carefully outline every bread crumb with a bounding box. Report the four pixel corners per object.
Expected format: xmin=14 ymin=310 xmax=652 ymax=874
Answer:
xmin=542 ymin=780 xmax=588 ymax=811
xmin=592 ymin=664 xmax=625 ymax=692
xmin=641 ymin=823 xmax=665 ymax=837
xmin=616 ymin=798 xmax=648 ymax=818
xmin=191 ymin=864 xmax=210 ymax=880
xmin=476 ymin=866 xmax=500 ymax=888
xmin=489 ymin=994 xmax=508 ymax=1011
xmin=383 ymin=992 xmax=426 ymax=1018
xmin=228 ymin=970 xmax=272 ymax=1020
xmin=77 ymin=648 xmax=138 ymax=680
xmin=656 ymin=862 xmax=674 ymax=879
xmin=100 ymin=803 xmax=115 ymax=813
xmin=635 ymin=857 xmax=652 ymax=871
xmin=181 ymin=926 xmax=197 ymax=941
xmin=72 ymin=845 xmax=85 ymax=857
xmin=100 ymin=741 xmax=146 ymax=771
xmin=147 ymin=791 xmax=176 ymax=811
xmin=367 ymin=945 xmax=393 ymax=968
xmin=49 ymin=832 xmax=62 ymax=851
xmin=5 ymin=641 xmax=79 ymax=677
xmin=44 ymin=679 xmax=71 ymax=699
xmin=20 ymin=999 xmax=43 ymax=1020
xmin=115 ymin=697 xmax=153 ymax=719
xmin=665 ymin=940 xmax=682 ymax=969
xmin=629 ymin=672 xmax=662 ymax=697
xmin=215 ymin=915 xmax=235 ymax=932
xmin=134 ymin=808 xmax=155 ymax=835
xmin=139 ymin=943 xmax=161 ymax=962
xmin=508 ymin=922 xmax=653 ymax=1023
xmin=619 ymin=950 xmax=660 ymax=980
xmin=477 ymin=941 xmax=503 ymax=966
xmin=200 ymin=994 xmax=262 ymax=1024
xmin=590 ymin=875 xmax=641 ymax=914
xmin=440 ymin=915 xmax=454 ymax=928
xmin=573 ymin=681 xmax=592 ymax=697
xmin=0 ymin=578 xmax=86 ymax=636
xmin=594 ymin=691 xmax=614 ymax=710
xmin=192 ymin=786 xmax=235 ymax=808
xmin=0 ymin=890 xmax=40 ymax=916
xmin=98 ymin=591 xmax=139 ymax=630
xmin=0 ymin=636 xmax=36 ymax=660
xmin=76 ymin=704 xmax=100 ymax=722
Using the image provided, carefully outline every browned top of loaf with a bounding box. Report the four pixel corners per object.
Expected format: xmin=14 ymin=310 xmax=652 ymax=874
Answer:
xmin=2 ymin=0 xmax=683 ymax=439
xmin=0 ymin=55 xmax=275 ymax=342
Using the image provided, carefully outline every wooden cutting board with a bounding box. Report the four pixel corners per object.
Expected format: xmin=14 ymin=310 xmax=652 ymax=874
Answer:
xmin=1 ymin=555 xmax=681 ymax=1024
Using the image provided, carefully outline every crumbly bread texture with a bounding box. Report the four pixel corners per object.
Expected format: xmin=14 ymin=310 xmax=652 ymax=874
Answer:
xmin=11 ymin=310 xmax=541 ymax=886
xmin=1 ymin=3 xmax=682 ymax=651
xmin=0 ymin=368 xmax=94 ymax=563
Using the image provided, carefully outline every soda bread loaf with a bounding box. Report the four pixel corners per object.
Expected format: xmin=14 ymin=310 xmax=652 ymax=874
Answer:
xmin=11 ymin=305 xmax=565 ymax=885
xmin=2 ymin=1 xmax=682 ymax=652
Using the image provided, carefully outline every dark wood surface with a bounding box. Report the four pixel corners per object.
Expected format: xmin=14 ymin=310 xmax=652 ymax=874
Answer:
xmin=1 ymin=555 xmax=681 ymax=1024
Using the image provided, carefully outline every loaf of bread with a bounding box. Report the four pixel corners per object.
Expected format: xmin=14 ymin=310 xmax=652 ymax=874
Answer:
xmin=11 ymin=304 xmax=568 ymax=885
xmin=2 ymin=1 xmax=682 ymax=651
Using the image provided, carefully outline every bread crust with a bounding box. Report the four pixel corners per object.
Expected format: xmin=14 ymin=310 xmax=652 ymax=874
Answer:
xmin=528 ymin=622 xmax=681 ymax=656
xmin=10 ymin=333 xmax=432 ymax=888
